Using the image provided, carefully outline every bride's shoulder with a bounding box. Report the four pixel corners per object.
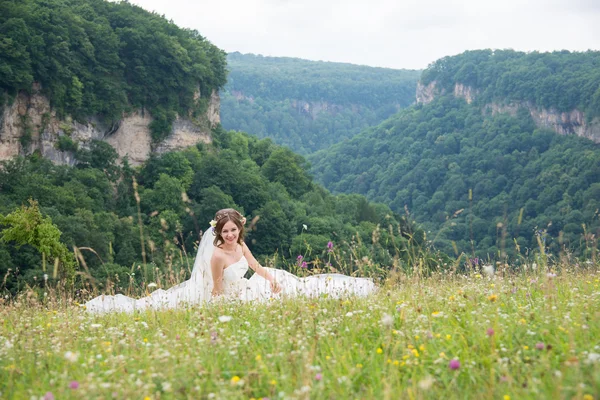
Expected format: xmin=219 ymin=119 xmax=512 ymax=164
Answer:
xmin=212 ymin=247 xmax=226 ymax=260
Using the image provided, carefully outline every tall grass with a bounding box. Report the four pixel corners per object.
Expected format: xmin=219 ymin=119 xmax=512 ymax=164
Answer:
xmin=1 ymin=263 xmax=599 ymax=399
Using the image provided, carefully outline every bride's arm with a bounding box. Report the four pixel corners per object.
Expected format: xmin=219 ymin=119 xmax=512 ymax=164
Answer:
xmin=242 ymin=243 xmax=282 ymax=293
xmin=210 ymin=253 xmax=225 ymax=297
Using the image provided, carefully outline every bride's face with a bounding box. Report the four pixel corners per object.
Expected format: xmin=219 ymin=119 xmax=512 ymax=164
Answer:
xmin=221 ymin=221 xmax=239 ymax=245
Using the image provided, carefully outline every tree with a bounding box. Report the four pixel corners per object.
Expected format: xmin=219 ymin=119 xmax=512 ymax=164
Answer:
xmin=0 ymin=199 xmax=75 ymax=282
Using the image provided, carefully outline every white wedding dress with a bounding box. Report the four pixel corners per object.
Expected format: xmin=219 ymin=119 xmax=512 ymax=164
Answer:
xmin=85 ymin=228 xmax=376 ymax=313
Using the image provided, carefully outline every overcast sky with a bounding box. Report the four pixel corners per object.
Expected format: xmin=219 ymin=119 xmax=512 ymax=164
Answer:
xmin=127 ymin=0 xmax=599 ymax=70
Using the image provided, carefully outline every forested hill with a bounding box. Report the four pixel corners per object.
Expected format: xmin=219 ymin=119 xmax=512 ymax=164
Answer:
xmin=421 ymin=49 xmax=600 ymax=119
xmin=220 ymin=53 xmax=420 ymax=154
xmin=310 ymin=50 xmax=600 ymax=260
xmin=0 ymin=0 xmax=227 ymax=140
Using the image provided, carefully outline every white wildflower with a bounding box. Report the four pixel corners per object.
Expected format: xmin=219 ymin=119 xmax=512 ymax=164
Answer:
xmin=586 ymin=353 xmax=600 ymax=364
xmin=380 ymin=313 xmax=393 ymax=327
xmin=218 ymin=315 xmax=232 ymax=323
xmin=64 ymin=351 xmax=79 ymax=363
xmin=418 ymin=376 xmax=435 ymax=390
xmin=147 ymin=283 xmax=157 ymax=288
xmin=482 ymin=265 xmax=495 ymax=277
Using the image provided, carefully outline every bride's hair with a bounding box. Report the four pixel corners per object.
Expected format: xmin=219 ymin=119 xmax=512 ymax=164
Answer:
xmin=213 ymin=208 xmax=245 ymax=247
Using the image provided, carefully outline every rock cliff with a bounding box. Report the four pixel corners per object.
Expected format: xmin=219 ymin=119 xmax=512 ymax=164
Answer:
xmin=415 ymin=81 xmax=600 ymax=143
xmin=0 ymin=84 xmax=220 ymax=165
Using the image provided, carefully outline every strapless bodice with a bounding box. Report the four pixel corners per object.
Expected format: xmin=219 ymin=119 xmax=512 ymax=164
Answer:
xmin=222 ymin=256 xmax=249 ymax=293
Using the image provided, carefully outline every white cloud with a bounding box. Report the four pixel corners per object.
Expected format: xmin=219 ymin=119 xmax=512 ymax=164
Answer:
xmin=127 ymin=0 xmax=600 ymax=69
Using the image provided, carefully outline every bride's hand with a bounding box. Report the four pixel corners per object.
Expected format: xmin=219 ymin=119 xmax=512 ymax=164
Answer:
xmin=270 ymin=280 xmax=282 ymax=294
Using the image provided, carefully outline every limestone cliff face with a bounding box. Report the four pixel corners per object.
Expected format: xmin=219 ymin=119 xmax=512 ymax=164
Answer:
xmin=486 ymin=102 xmax=600 ymax=143
xmin=416 ymin=81 xmax=600 ymax=143
xmin=415 ymin=81 xmax=438 ymax=105
xmin=0 ymin=85 xmax=220 ymax=165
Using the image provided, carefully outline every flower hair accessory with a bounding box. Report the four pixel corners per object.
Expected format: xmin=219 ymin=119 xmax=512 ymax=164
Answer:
xmin=209 ymin=219 xmax=217 ymax=228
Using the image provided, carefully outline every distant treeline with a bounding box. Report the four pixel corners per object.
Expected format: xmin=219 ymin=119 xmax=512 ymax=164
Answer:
xmin=221 ymin=53 xmax=420 ymax=153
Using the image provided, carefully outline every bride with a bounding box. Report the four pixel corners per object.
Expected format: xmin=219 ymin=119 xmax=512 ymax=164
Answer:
xmin=85 ymin=208 xmax=376 ymax=313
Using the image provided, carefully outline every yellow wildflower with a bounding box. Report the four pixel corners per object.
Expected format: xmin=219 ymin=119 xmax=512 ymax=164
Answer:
xmin=270 ymin=380 xmax=277 ymax=386
xmin=231 ymin=376 xmax=241 ymax=384
xmin=255 ymin=355 xmax=262 ymax=361
xmin=377 ymin=348 xmax=383 ymax=354
xmin=488 ymin=294 xmax=498 ymax=302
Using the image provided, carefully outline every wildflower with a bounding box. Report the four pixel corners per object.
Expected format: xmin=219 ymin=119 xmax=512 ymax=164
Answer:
xmin=270 ymin=380 xmax=277 ymax=385
xmin=69 ymin=381 xmax=79 ymax=389
xmin=586 ymin=353 xmax=600 ymax=364
xmin=583 ymin=395 xmax=593 ymax=400
xmin=380 ymin=313 xmax=393 ymax=327
xmin=518 ymin=318 xmax=527 ymax=325
xmin=448 ymin=359 xmax=460 ymax=370
xmin=487 ymin=328 xmax=495 ymax=336
xmin=64 ymin=351 xmax=79 ymax=363
xmin=144 ymin=397 xmax=151 ymax=400
xmin=488 ymin=294 xmax=498 ymax=302
xmin=482 ymin=265 xmax=494 ymax=277
xmin=356 ymin=363 xmax=363 ymax=368
xmin=327 ymin=241 xmax=333 ymax=252
xmin=231 ymin=376 xmax=241 ymax=384
xmin=255 ymin=355 xmax=262 ymax=361
xmin=218 ymin=315 xmax=232 ymax=323
xmin=418 ymin=376 xmax=435 ymax=390
xmin=297 ymin=255 xmax=303 ymax=261
xmin=535 ymin=343 xmax=545 ymax=350
xmin=147 ymin=283 xmax=157 ymax=288
xmin=547 ymin=272 xmax=557 ymax=278
xmin=376 ymin=348 xmax=383 ymax=354
xmin=504 ymin=396 xmax=511 ymax=400
xmin=301 ymin=261 xmax=308 ymax=268
xmin=315 ymin=373 xmax=323 ymax=381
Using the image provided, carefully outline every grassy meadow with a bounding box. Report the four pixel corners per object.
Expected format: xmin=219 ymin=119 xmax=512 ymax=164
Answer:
xmin=1 ymin=264 xmax=599 ymax=400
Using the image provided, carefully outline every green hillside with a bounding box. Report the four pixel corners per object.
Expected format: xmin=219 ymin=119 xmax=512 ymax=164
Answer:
xmin=220 ymin=52 xmax=420 ymax=153
xmin=310 ymin=51 xmax=600 ymax=260
xmin=0 ymin=0 xmax=227 ymax=141
xmin=422 ymin=49 xmax=600 ymax=118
